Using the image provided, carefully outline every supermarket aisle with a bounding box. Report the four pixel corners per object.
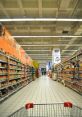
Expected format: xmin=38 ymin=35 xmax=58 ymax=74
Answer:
xmin=0 ymin=75 xmax=82 ymax=117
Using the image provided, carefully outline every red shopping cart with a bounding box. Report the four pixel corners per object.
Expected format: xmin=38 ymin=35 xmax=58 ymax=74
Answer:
xmin=8 ymin=102 xmax=82 ymax=117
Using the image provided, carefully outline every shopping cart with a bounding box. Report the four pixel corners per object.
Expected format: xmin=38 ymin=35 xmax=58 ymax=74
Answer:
xmin=8 ymin=102 xmax=82 ymax=117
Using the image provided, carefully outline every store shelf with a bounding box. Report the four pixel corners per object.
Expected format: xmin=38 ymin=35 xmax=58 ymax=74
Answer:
xmin=55 ymin=49 xmax=82 ymax=95
xmin=0 ymin=79 xmax=7 ymax=83
xmin=9 ymin=63 xmax=17 ymax=66
xmin=0 ymin=74 xmax=8 ymax=76
xmin=9 ymin=57 xmax=19 ymax=63
xmin=0 ymin=67 xmax=7 ymax=69
xmin=0 ymin=83 xmax=27 ymax=103
xmin=16 ymin=69 xmax=22 ymax=71
xmin=0 ymin=85 xmax=9 ymax=90
xmin=0 ymin=49 xmax=35 ymax=103
xmin=9 ymin=68 xmax=16 ymax=70
xmin=9 ymin=77 xmax=21 ymax=81
xmin=0 ymin=52 xmax=7 ymax=57
xmin=0 ymin=76 xmax=29 ymax=102
xmin=0 ymin=60 xmax=7 ymax=64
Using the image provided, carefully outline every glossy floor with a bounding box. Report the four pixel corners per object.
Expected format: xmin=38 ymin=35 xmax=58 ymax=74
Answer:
xmin=0 ymin=76 xmax=82 ymax=117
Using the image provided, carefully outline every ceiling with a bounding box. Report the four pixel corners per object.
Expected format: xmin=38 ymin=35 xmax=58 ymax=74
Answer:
xmin=0 ymin=0 xmax=82 ymax=67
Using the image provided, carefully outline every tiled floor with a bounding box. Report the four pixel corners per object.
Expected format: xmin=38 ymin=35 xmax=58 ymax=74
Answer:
xmin=0 ymin=76 xmax=82 ymax=117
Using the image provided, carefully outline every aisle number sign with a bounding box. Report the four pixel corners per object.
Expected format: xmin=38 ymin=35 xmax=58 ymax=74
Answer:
xmin=52 ymin=48 xmax=61 ymax=65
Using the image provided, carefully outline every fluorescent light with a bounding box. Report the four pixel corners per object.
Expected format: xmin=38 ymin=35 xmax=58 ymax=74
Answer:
xmin=13 ymin=35 xmax=82 ymax=38
xmin=0 ymin=18 xmax=82 ymax=22
xmin=21 ymin=44 xmax=82 ymax=46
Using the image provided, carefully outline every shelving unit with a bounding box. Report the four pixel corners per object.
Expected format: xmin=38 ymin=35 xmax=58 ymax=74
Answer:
xmin=55 ymin=64 xmax=63 ymax=82
xmin=55 ymin=49 xmax=82 ymax=95
xmin=0 ymin=50 xmax=34 ymax=102
xmin=0 ymin=51 xmax=8 ymax=100
xmin=26 ymin=66 xmax=33 ymax=83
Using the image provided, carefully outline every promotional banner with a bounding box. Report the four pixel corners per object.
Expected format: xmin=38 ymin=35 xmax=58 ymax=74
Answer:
xmin=46 ymin=61 xmax=52 ymax=71
xmin=52 ymin=48 xmax=61 ymax=65
xmin=46 ymin=64 xmax=49 ymax=72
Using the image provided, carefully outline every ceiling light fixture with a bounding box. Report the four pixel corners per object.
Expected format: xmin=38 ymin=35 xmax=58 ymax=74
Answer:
xmin=13 ymin=35 xmax=82 ymax=38
xmin=0 ymin=18 xmax=82 ymax=22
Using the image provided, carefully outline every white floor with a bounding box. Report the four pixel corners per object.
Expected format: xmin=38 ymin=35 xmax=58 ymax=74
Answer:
xmin=0 ymin=76 xmax=82 ymax=117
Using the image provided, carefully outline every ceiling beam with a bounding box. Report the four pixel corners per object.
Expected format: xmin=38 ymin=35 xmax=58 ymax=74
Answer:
xmin=12 ymin=29 xmax=50 ymax=33
xmin=33 ymin=58 xmax=52 ymax=60
xmin=70 ymin=0 xmax=79 ymax=17
xmin=62 ymin=50 xmax=77 ymax=52
xmin=38 ymin=60 xmax=50 ymax=62
xmin=17 ymin=0 xmax=25 ymax=15
xmin=28 ymin=53 xmax=72 ymax=59
xmin=18 ymin=41 xmax=50 ymax=44
xmin=13 ymin=35 xmax=82 ymax=38
xmin=25 ymin=49 xmax=77 ymax=51
xmin=29 ymin=55 xmax=71 ymax=57
xmin=62 ymin=24 xmax=82 ymax=53
xmin=33 ymin=56 xmax=52 ymax=57
xmin=60 ymin=0 xmax=71 ymax=10
xmin=32 ymin=58 xmax=51 ymax=60
xmin=30 ymin=55 xmax=71 ymax=57
xmin=21 ymin=44 xmax=82 ymax=47
xmin=38 ymin=0 xmax=42 ymax=17
xmin=58 ymin=39 xmax=69 ymax=42
xmin=0 ymin=8 xmax=58 ymax=11
xmin=0 ymin=3 xmax=9 ymax=18
xmin=25 ymin=50 xmax=51 ymax=51
xmin=28 ymin=54 xmax=51 ymax=55
xmin=61 ymin=56 xmax=70 ymax=57
xmin=7 ymin=24 xmax=57 ymax=27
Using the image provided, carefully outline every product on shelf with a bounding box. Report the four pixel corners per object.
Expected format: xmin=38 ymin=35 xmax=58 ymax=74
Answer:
xmin=55 ymin=50 xmax=82 ymax=94
xmin=0 ymin=50 xmax=34 ymax=102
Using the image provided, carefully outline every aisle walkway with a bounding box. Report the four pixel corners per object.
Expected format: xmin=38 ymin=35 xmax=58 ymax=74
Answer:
xmin=0 ymin=76 xmax=82 ymax=117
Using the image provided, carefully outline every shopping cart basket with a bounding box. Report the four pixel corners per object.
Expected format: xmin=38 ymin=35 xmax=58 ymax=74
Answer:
xmin=8 ymin=102 xmax=82 ymax=117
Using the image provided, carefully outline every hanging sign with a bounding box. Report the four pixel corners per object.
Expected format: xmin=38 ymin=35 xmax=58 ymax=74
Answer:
xmin=52 ymin=48 xmax=61 ymax=65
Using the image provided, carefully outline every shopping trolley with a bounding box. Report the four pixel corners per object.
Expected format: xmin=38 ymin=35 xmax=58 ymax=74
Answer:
xmin=8 ymin=102 xmax=82 ymax=117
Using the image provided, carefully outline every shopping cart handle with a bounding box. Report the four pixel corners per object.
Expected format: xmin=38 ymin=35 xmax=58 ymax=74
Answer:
xmin=64 ymin=102 xmax=73 ymax=108
xmin=25 ymin=103 xmax=34 ymax=109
